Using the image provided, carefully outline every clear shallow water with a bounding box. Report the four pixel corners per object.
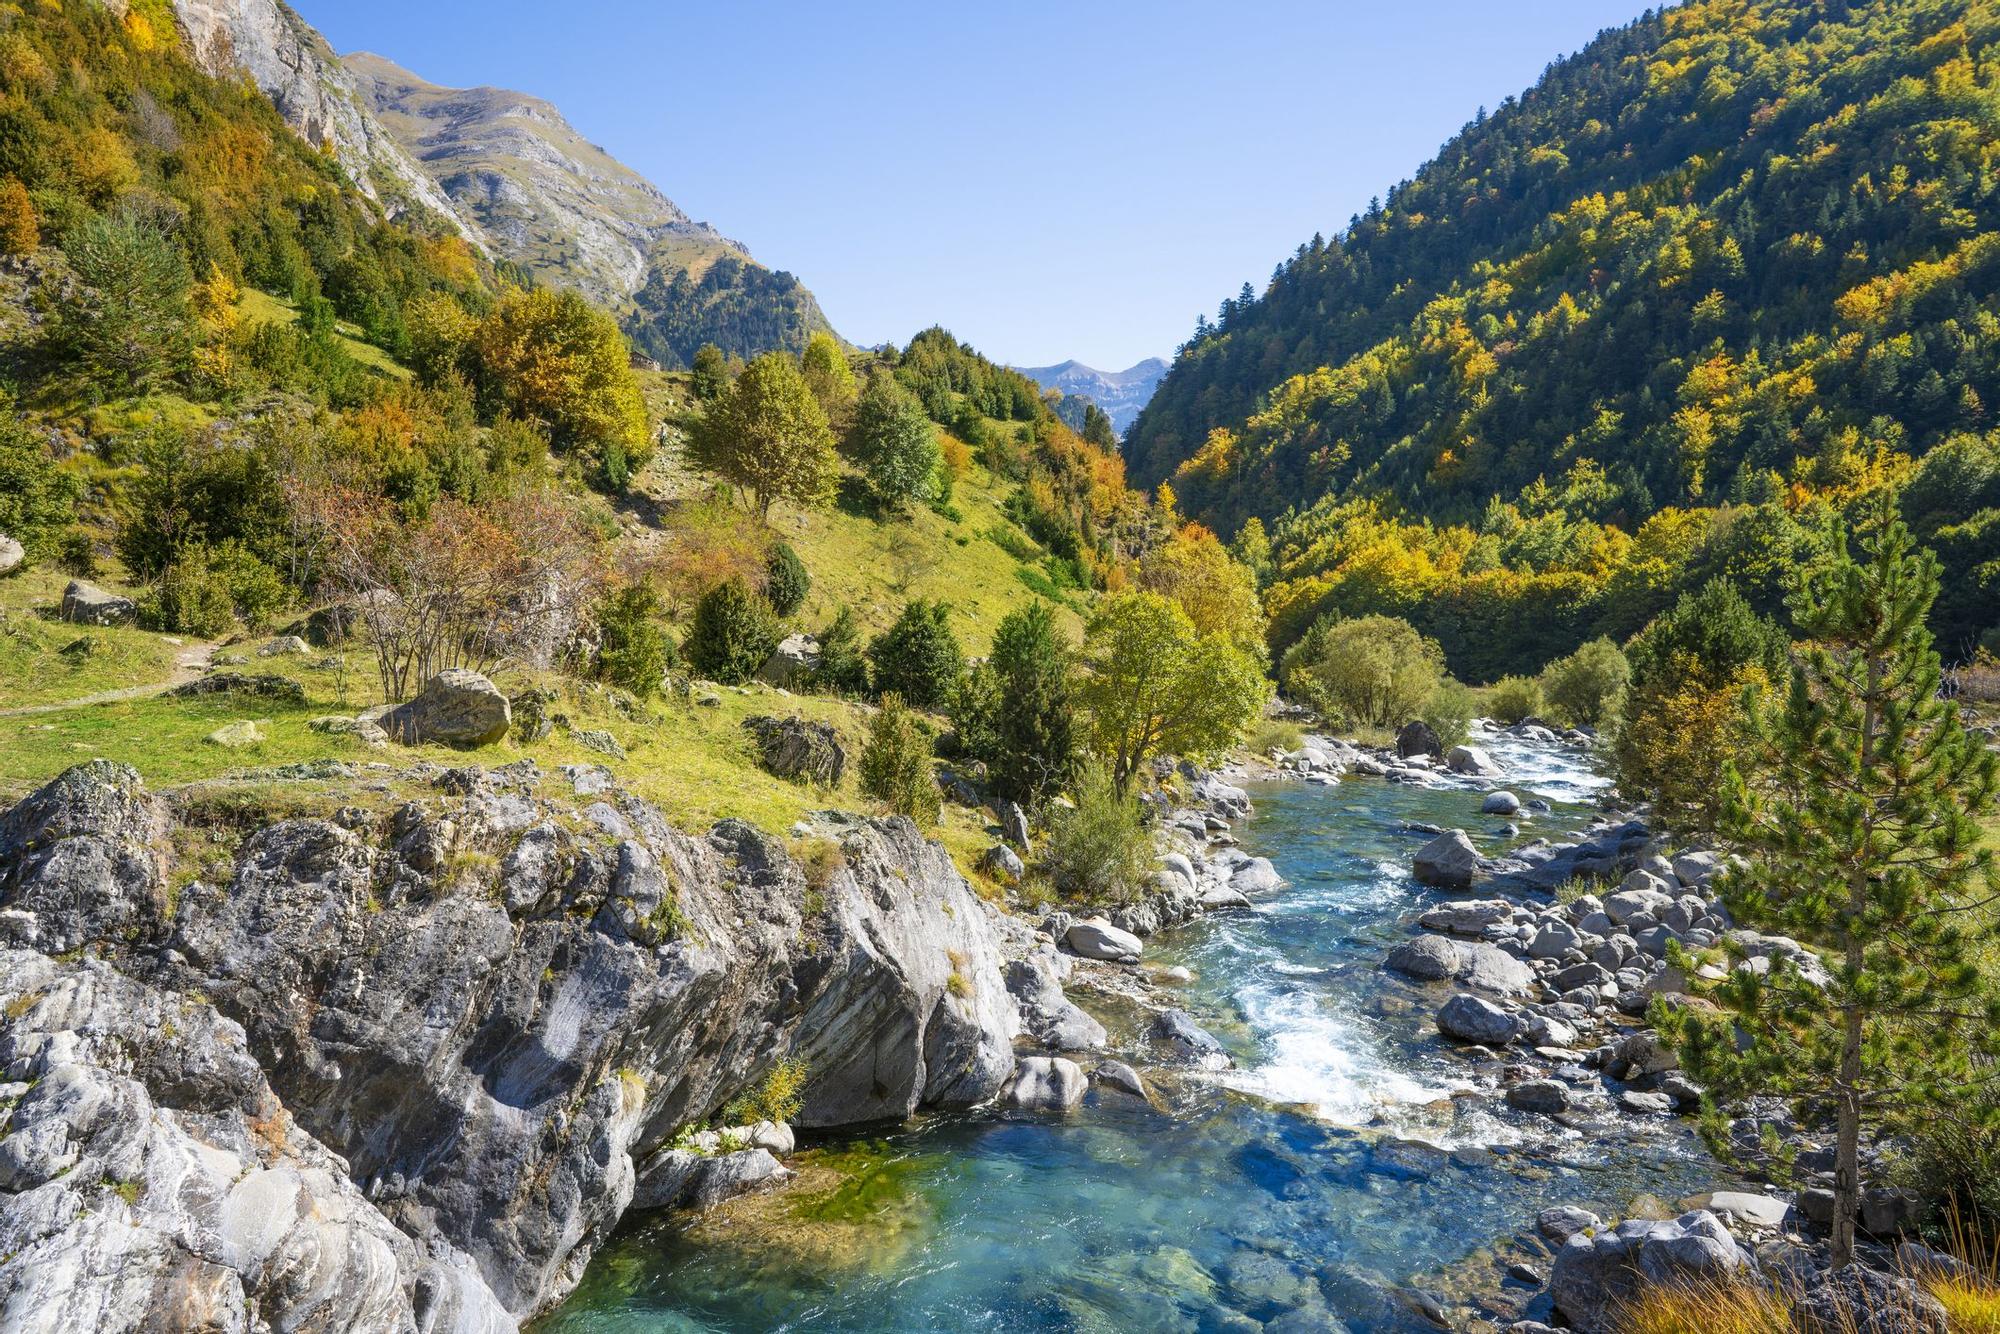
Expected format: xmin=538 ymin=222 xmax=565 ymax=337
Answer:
xmin=541 ymin=736 xmax=1721 ymax=1332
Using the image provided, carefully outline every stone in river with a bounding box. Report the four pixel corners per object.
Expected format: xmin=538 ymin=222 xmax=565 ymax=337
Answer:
xmin=1413 ymin=830 xmax=1482 ymax=889
xmin=1482 ymin=790 xmax=1522 ymax=816
xmin=1065 ymin=917 xmax=1142 ymax=963
xmin=1436 ymin=993 xmax=1518 ymax=1045
xmin=1506 ymin=1079 xmax=1572 ymax=1114
xmin=1005 ymin=1056 xmax=1086 ymax=1112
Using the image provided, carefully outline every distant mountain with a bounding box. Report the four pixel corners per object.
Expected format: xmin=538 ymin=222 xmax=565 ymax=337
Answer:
xmin=136 ymin=1 xmax=834 ymax=369
xmin=341 ymin=53 xmax=833 ymax=370
xmin=1016 ymin=358 xmax=1168 ymax=436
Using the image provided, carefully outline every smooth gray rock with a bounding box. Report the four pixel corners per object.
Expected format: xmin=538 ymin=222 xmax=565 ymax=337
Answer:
xmin=59 ymin=579 xmax=137 ymax=626
xmin=1482 ymin=790 xmax=1522 ymax=816
xmin=1006 ymin=1056 xmax=1086 ymax=1111
xmin=994 ymin=799 xmax=1032 ymax=850
xmin=0 ymin=533 xmax=21 ymax=577
xmin=1418 ymin=899 xmax=1516 ymax=936
xmin=978 ymin=843 xmax=1025 ymax=884
xmin=1446 ymin=744 xmax=1502 ymax=776
xmin=1413 ymin=830 xmax=1482 ymax=889
xmin=382 ymin=669 xmax=512 ymax=747
xmin=1005 ymin=956 xmax=1106 ymax=1052
xmin=756 ymin=633 xmax=821 ymax=687
xmin=1506 ymin=1079 xmax=1572 ymax=1114
xmin=1385 ymin=934 xmax=1460 ymax=982
xmin=1537 ymin=1205 xmax=1602 ymax=1244
xmin=742 ymin=715 xmax=845 ymax=786
xmin=1436 ymin=993 xmax=1518 ymax=1045
xmin=1551 ymin=1210 xmax=1747 ymax=1334
xmin=1091 ymin=1060 xmax=1148 ymax=1100
xmin=1150 ymin=1009 xmax=1231 ymax=1068
xmin=631 ymin=1146 xmax=789 ymax=1212
xmin=1065 ymin=917 xmax=1143 ymax=962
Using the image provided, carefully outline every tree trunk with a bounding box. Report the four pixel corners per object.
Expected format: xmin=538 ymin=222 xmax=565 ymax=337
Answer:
xmin=1831 ymin=993 xmax=1863 ymax=1269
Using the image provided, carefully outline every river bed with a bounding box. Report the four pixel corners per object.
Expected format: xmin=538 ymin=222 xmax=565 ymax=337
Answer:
xmin=541 ymin=735 xmax=1723 ymax=1331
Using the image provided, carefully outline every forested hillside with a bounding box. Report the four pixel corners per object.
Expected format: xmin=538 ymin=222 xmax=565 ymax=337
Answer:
xmin=1128 ymin=0 xmax=2000 ymax=674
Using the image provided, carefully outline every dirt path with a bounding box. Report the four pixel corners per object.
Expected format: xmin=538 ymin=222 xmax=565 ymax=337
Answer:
xmin=0 ymin=639 xmax=219 ymax=718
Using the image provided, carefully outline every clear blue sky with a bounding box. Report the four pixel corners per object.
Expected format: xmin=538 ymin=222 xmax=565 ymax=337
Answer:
xmin=300 ymin=0 xmax=1651 ymax=371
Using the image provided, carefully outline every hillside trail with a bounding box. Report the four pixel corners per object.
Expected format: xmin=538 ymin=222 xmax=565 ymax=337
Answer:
xmin=0 ymin=638 xmax=219 ymax=718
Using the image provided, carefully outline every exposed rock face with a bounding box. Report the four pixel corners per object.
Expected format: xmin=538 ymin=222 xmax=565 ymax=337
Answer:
xmin=59 ymin=579 xmax=137 ymax=626
xmin=0 ymin=951 xmax=511 ymax=1333
xmin=382 ymin=669 xmax=512 ymax=747
xmin=0 ymin=533 xmax=22 ymax=576
xmin=0 ymin=763 xmax=1020 ymax=1323
xmin=142 ymin=0 xmax=470 ymax=230
xmin=742 ymin=715 xmax=845 ymax=786
xmin=1015 ymin=358 xmax=1168 ymax=436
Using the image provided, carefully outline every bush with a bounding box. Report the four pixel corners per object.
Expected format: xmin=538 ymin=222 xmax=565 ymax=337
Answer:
xmin=868 ymin=599 xmax=962 ymax=708
xmin=596 ymin=582 xmax=676 ymax=697
xmin=808 ymin=604 xmax=870 ymax=695
xmin=1244 ymin=719 xmax=1303 ymax=755
xmin=722 ymin=1057 xmax=808 ymax=1126
xmin=951 ymin=601 xmax=1077 ymax=802
xmin=1539 ymin=636 xmax=1630 ymax=727
xmin=1282 ymin=613 xmax=1443 ymax=728
xmin=764 ymin=542 xmax=810 ymax=617
xmin=150 ymin=555 xmax=235 ymax=637
xmin=1424 ymin=679 xmax=1477 ymax=749
xmin=208 ymin=539 xmax=289 ymax=629
xmin=859 ymin=693 xmax=940 ymax=825
xmin=686 ymin=578 xmax=780 ymax=685
xmin=1488 ymin=674 xmax=1544 ymax=725
xmin=1045 ymin=765 xmax=1152 ymax=905
xmin=1893 ymin=1081 xmax=2000 ymax=1244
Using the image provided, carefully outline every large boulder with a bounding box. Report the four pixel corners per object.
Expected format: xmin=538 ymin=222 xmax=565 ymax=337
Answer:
xmin=1149 ymin=1009 xmax=1231 ymax=1069
xmin=1005 ymin=1056 xmax=1086 ymax=1111
xmin=381 ymin=669 xmax=512 ymax=747
xmin=756 ymin=633 xmax=821 ymax=688
xmin=59 ymin=579 xmax=137 ymax=627
xmin=1446 ymin=744 xmax=1502 ymax=776
xmin=1005 ymin=955 xmax=1106 ymax=1052
xmin=1395 ymin=719 xmax=1442 ymax=759
xmin=1413 ymin=830 xmax=1482 ymax=889
xmin=1385 ymin=934 xmax=1460 ymax=982
xmin=1065 ymin=917 xmax=1143 ymax=963
xmin=1436 ymin=993 xmax=1518 ymax=1045
xmin=0 ymin=532 xmax=22 ymax=577
xmin=1551 ymin=1210 xmax=1749 ymax=1333
xmin=742 ymin=715 xmax=845 ymax=786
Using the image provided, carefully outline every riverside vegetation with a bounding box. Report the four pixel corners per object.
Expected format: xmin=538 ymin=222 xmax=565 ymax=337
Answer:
xmin=2 ymin=0 xmax=2000 ymax=1331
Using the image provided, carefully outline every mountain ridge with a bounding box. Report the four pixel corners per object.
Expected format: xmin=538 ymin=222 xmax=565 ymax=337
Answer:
xmin=1016 ymin=356 xmax=1168 ymax=435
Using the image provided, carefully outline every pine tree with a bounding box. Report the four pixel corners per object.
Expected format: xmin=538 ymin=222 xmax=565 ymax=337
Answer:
xmin=1660 ymin=503 xmax=2000 ymax=1269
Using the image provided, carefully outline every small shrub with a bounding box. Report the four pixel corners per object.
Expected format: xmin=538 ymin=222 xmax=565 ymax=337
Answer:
xmin=150 ymin=554 xmax=235 ymax=637
xmin=1045 ymin=764 xmax=1152 ymax=905
xmin=867 ymin=599 xmax=962 ymax=708
xmin=722 ymin=1057 xmax=808 ymax=1125
xmin=1423 ymin=679 xmax=1477 ymax=750
xmin=1244 ymin=719 xmax=1302 ymax=755
xmin=1539 ymin=636 xmax=1630 ymax=727
xmin=209 ymin=540 xmax=290 ymax=630
xmin=764 ymin=542 xmax=810 ymax=617
xmin=859 ymin=693 xmax=940 ymax=825
xmin=1488 ymin=674 xmax=1544 ymax=725
xmin=595 ymin=582 xmax=676 ymax=698
xmin=685 ymin=578 xmax=780 ymax=684
xmin=808 ymin=604 xmax=870 ymax=695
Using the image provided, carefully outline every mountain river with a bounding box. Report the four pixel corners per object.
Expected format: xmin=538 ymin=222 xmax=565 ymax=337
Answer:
xmin=541 ymin=733 xmax=1723 ymax=1331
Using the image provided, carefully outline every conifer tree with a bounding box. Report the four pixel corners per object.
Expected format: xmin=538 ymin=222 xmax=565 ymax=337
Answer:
xmin=1660 ymin=504 xmax=2000 ymax=1269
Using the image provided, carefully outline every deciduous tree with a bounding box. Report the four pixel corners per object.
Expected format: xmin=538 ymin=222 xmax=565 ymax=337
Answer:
xmin=686 ymin=352 xmax=836 ymax=516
